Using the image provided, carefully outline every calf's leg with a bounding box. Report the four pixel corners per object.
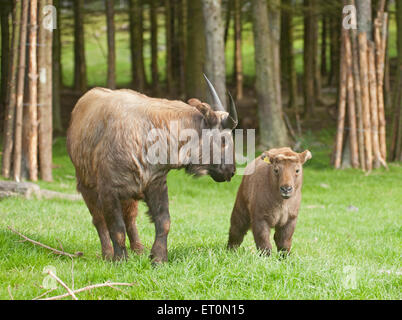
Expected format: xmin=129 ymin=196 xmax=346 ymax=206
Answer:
xmin=227 ymin=199 xmax=250 ymax=249
xmin=274 ymin=218 xmax=297 ymax=256
xmin=144 ymin=179 xmax=170 ymax=264
xmin=122 ymin=199 xmax=144 ymax=254
xmin=252 ymin=218 xmax=272 ymax=255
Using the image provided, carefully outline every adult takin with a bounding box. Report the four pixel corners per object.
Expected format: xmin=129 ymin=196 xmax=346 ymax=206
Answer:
xmin=227 ymin=147 xmax=312 ymax=255
xmin=67 ymin=75 xmax=238 ymax=263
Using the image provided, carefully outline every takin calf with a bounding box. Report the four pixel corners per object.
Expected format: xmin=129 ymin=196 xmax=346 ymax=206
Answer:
xmin=227 ymin=147 xmax=312 ymax=255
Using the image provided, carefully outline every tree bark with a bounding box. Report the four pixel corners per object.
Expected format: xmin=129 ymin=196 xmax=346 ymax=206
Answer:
xmin=202 ymin=0 xmax=226 ymax=109
xmin=2 ymin=0 xmax=20 ymax=178
xmin=73 ymin=0 xmax=87 ymax=93
xmin=234 ymin=0 xmax=243 ymax=100
xmin=344 ymin=31 xmax=359 ymax=168
xmin=0 ymin=0 xmax=11 ymax=114
xmin=390 ymin=0 xmax=402 ymax=161
xmin=281 ymin=0 xmax=297 ymax=110
xmin=38 ymin=0 xmax=53 ymax=181
xmin=177 ymin=0 xmax=187 ymax=98
xmin=185 ymin=0 xmax=206 ymax=101
xmin=358 ymin=32 xmax=373 ymax=171
xmin=368 ymin=42 xmax=382 ymax=168
xmin=252 ymin=0 xmax=289 ymax=149
xmin=356 ymin=0 xmax=373 ymax=40
xmin=321 ymin=14 xmax=327 ymax=77
xmin=303 ymin=0 xmax=317 ymax=115
xmin=150 ymin=0 xmax=159 ymax=95
xmin=13 ymin=0 xmax=29 ymax=182
xmin=129 ymin=0 xmax=146 ymax=91
xmin=27 ymin=0 xmax=39 ymax=181
xmin=106 ymin=0 xmax=116 ymax=89
xmin=165 ymin=0 xmax=174 ymax=96
xmin=52 ymin=0 xmax=62 ymax=133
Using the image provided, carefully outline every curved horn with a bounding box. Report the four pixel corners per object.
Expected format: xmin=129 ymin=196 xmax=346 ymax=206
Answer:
xmin=203 ymin=74 xmax=225 ymax=112
xmin=222 ymin=92 xmax=238 ymax=130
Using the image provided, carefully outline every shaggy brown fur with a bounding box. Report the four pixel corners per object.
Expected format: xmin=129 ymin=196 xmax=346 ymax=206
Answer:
xmin=227 ymin=147 xmax=312 ymax=255
xmin=67 ymin=87 xmax=236 ymax=262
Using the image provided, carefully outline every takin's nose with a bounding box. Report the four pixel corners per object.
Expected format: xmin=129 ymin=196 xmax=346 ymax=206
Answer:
xmin=280 ymin=185 xmax=293 ymax=197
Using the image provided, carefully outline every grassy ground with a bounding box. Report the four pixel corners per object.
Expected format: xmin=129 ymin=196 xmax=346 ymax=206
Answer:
xmin=0 ymin=131 xmax=401 ymax=300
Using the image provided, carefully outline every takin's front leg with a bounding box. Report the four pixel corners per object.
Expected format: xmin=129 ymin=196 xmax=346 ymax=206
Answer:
xmin=274 ymin=218 xmax=297 ymax=257
xmin=144 ymin=179 xmax=170 ymax=265
xmin=251 ymin=218 xmax=272 ymax=256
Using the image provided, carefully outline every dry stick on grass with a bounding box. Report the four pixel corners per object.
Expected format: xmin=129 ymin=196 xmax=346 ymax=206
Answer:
xmin=32 ymin=288 xmax=56 ymax=300
xmin=345 ymin=30 xmax=359 ymax=169
xmin=41 ymin=282 xmax=135 ymax=300
xmin=358 ymin=32 xmax=373 ymax=172
xmin=334 ymin=29 xmax=348 ymax=169
xmin=7 ymin=285 xmax=14 ymax=300
xmin=47 ymin=270 xmax=78 ymax=300
xmin=7 ymin=226 xmax=83 ymax=258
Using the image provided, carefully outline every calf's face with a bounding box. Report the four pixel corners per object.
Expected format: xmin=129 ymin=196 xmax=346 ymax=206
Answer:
xmin=261 ymin=148 xmax=312 ymax=199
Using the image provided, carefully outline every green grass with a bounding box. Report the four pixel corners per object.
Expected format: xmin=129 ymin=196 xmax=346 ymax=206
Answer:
xmin=0 ymin=132 xmax=401 ymax=300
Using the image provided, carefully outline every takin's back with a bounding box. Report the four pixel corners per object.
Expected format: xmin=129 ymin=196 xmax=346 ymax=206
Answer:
xmin=66 ymin=87 xmax=201 ymax=189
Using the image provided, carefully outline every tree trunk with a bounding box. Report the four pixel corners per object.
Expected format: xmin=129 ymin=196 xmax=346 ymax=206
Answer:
xmin=2 ymin=0 xmax=20 ymax=178
xmin=27 ymin=0 xmax=38 ymax=181
xmin=177 ymin=0 xmax=187 ymax=98
xmin=252 ymin=0 xmax=289 ymax=148
xmin=303 ymin=0 xmax=317 ymax=115
xmin=0 ymin=0 xmax=11 ymax=115
xmin=224 ymin=0 xmax=232 ymax=46
xmin=321 ymin=15 xmax=327 ymax=77
xmin=390 ymin=0 xmax=402 ymax=161
xmin=52 ymin=0 xmax=62 ymax=133
xmin=106 ymin=0 xmax=116 ymax=89
xmin=268 ymin=0 xmax=282 ymax=116
xmin=202 ymin=0 xmax=226 ymax=109
xmin=233 ymin=0 xmax=243 ymax=100
xmin=38 ymin=0 xmax=53 ymax=182
xmin=165 ymin=0 xmax=174 ymax=96
xmin=281 ymin=0 xmax=297 ymax=110
xmin=150 ymin=0 xmax=159 ymax=95
xmin=13 ymin=0 xmax=29 ymax=182
xmin=329 ymin=13 xmax=340 ymax=86
xmin=356 ymin=0 xmax=373 ymax=40
xmin=344 ymin=31 xmax=359 ymax=168
xmin=73 ymin=0 xmax=87 ymax=93
xmin=129 ymin=0 xmax=146 ymax=91
xmin=185 ymin=0 xmax=206 ymax=101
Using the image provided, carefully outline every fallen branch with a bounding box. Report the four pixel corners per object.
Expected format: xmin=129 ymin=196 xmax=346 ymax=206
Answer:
xmin=40 ymin=282 xmax=135 ymax=300
xmin=7 ymin=226 xmax=83 ymax=258
xmin=47 ymin=270 xmax=78 ymax=300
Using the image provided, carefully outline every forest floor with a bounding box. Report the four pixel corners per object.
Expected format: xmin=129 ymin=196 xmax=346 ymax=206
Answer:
xmin=0 ymin=130 xmax=401 ymax=300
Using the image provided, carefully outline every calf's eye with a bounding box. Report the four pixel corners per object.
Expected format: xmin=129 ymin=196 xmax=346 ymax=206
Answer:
xmin=274 ymin=168 xmax=279 ymax=174
xmin=296 ymin=169 xmax=300 ymax=174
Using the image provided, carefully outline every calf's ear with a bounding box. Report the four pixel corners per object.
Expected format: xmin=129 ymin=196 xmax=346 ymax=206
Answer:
xmin=299 ymin=150 xmax=312 ymax=164
xmin=261 ymin=152 xmax=274 ymax=164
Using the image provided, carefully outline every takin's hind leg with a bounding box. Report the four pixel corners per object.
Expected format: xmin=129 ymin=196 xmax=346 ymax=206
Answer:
xmin=121 ymin=199 xmax=144 ymax=254
xmin=80 ymin=186 xmax=114 ymax=260
xmin=99 ymin=191 xmax=128 ymax=261
xmin=227 ymin=201 xmax=250 ymax=250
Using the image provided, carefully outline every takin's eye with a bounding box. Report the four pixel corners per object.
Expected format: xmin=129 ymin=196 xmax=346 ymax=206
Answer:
xmin=296 ymin=168 xmax=300 ymax=174
xmin=274 ymin=167 xmax=279 ymax=175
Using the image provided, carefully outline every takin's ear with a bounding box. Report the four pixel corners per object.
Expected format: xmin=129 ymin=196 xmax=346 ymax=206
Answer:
xmin=194 ymin=103 xmax=219 ymax=128
xmin=299 ymin=150 xmax=312 ymax=164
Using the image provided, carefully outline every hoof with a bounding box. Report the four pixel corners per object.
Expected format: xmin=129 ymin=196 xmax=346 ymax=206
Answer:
xmin=131 ymin=242 xmax=145 ymax=255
